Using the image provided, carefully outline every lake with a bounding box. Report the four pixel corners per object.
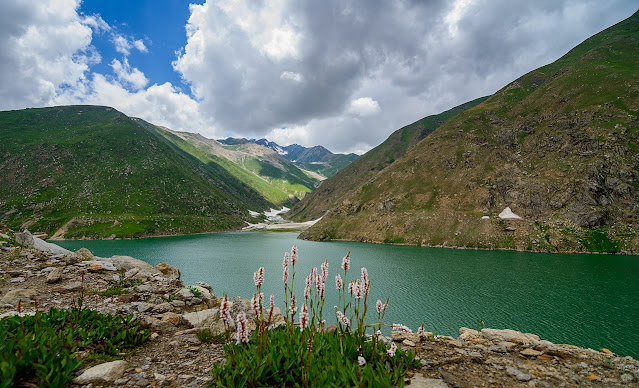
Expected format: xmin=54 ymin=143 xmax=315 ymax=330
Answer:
xmin=57 ymin=231 xmax=639 ymax=358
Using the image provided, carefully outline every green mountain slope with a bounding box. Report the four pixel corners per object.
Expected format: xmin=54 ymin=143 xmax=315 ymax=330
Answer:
xmin=0 ymin=106 xmax=270 ymax=238
xmin=301 ymin=11 xmax=639 ymax=253
xmin=144 ymin=126 xmax=319 ymax=207
xmin=288 ymin=96 xmax=488 ymax=221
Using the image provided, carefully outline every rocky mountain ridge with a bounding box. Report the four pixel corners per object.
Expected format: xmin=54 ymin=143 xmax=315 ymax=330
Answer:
xmin=219 ymin=137 xmax=359 ymax=178
xmin=299 ymin=10 xmax=639 ymax=254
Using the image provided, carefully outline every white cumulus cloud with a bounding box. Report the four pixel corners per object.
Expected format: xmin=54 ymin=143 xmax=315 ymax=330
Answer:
xmin=348 ymin=97 xmax=381 ymax=116
xmin=110 ymin=58 xmax=149 ymax=90
xmin=280 ymin=71 xmax=303 ymax=82
xmin=112 ymin=34 xmax=148 ymax=56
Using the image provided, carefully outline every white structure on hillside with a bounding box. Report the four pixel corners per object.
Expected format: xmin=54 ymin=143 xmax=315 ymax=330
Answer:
xmin=498 ymin=207 xmax=522 ymax=220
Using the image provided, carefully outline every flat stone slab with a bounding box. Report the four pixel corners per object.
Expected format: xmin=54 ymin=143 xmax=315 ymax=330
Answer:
xmin=73 ymin=360 xmax=129 ymax=384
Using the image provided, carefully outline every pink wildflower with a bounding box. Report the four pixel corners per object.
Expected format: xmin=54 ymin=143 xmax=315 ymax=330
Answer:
xmin=341 ymin=251 xmax=350 ymax=271
xmin=348 ymin=280 xmax=355 ymax=296
xmin=253 ymin=267 xmax=264 ymax=288
xmin=291 ymin=245 xmax=298 ymax=265
xmin=387 ymin=342 xmax=397 ymax=357
xmin=304 ymin=274 xmax=311 ymax=301
xmin=283 ymin=253 xmax=289 ymax=284
xmin=392 ymin=324 xmax=412 ymax=333
xmin=376 ymin=299 xmax=383 ymax=314
xmin=358 ymin=356 xmax=366 ymax=366
xmin=321 ymin=259 xmax=328 ymax=283
xmin=299 ymin=303 xmax=309 ymax=330
xmin=354 ymin=280 xmax=362 ymax=300
xmin=270 ymin=294 xmax=274 ymax=310
xmin=220 ymin=294 xmax=232 ymax=325
xmin=251 ymin=293 xmax=260 ymax=318
xmin=335 ymin=274 xmax=343 ymax=289
xmin=336 ymin=311 xmax=351 ymax=328
xmin=319 ymin=281 xmax=325 ymax=299
xmin=235 ymin=312 xmax=249 ymax=344
xmin=290 ymin=293 xmax=297 ymax=314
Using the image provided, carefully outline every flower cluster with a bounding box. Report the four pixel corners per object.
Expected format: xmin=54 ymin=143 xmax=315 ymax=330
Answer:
xmin=235 ymin=312 xmax=249 ymax=344
xmin=391 ymin=324 xmax=412 ymax=334
xmin=220 ymin=294 xmax=232 ymax=326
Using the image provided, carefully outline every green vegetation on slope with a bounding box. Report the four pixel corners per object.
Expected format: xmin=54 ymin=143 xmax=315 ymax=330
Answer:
xmin=0 ymin=106 xmax=269 ymax=238
xmin=288 ymin=96 xmax=488 ymax=221
xmin=301 ymin=11 xmax=639 ymax=253
xmin=148 ymin=126 xmax=318 ymax=207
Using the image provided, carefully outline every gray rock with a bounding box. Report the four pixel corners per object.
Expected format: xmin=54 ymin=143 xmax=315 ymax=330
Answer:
xmin=63 ymin=281 xmax=84 ymax=291
xmin=152 ymin=302 xmax=173 ymax=313
xmin=16 ymin=230 xmax=72 ymax=255
xmin=506 ymin=366 xmax=532 ymax=381
xmin=131 ymin=302 xmax=153 ymax=313
xmin=85 ymin=260 xmax=117 ymax=271
xmin=409 ymin=374 xmax=449 ymax=388
xmin=1 ymin=289 xmax=37 ymax=305
xmin=14 ymin=230 xmax=35 ymax=248
xmin=170 ymin=300 xmax=186 ymax=308
xmin=183 ymin=308 xmax=220 ymax=328
xmin=72 ymin=360 xmax=129 ymax=384
xmin=135 ymin=284 xmax=153 ymax=293
xmin=46 ymin=267 xmax=64 ymax=283
xmin=10 ymin=277 xmax=25 ymax=283
xmin=195 ymin=281 xmax=214 ymax=294
xmin=155 ymin=263 xmax=181 ymax=281
xmin=176 ymin=288 xmax=194 ymax=300
xmin=75 ymin=248 xmax=93 ymax=261
xmin=106 ymin=255 xmax=161 ymax=275
xmin=142 ymin=316 xmax=177 ymax=333
xmin=125 ymin=268 xmax=139 ymax=279
xmin=481 ymin=328 xmax=541 ymax=345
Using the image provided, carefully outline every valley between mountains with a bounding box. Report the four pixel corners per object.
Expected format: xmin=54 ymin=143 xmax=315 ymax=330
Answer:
xmin=2 ymin=11 xmax=638 ymax=254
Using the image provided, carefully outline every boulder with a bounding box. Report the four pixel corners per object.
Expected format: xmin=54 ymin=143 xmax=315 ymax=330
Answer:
xmin=391 ymin=331 xmax=419 ymax=343
xmin=14 ymin=230 xmax=72 ymax=255
xmin=195 ymin=281 xmax=214 ymax=294
xmin=75 ymin=248 xmax=93 ymax=261
xmin=85 ymin=260 xmax=117 ymax=272
xmin=105 ymin=255 xmax=162 ymax=276
xmin=46 ymin=267 xmax=64 ymax=283
xmin=182 ymin=308 xmax=220 ymax=328
xmin=72 ymin=360 xmax=129 ymax=384
xmin=459 ymin=327 xmax=479 ymax=340
xmin=155 ymin=263 xmax=181 ymax=281
xmin=1 ymin=288 xmax=38 ymax=305
xmin=141 ymin=316 xmax=177 ymax=333
xmin=14 ymin=230 xmax=35 ymax=248
xmin=161 ymin=312 xmax=183 ymax=326
xmin=480 ymin=328 xmax=540 ymax=345
xmin=176 ymin=288 xmax=195 ymax=301
xmin=151 ymin=302 xmax=173 ymax=314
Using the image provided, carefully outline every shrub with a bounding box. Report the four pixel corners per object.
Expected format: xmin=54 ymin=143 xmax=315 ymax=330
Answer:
xmin=0 ymin=306 xmax=150 ymax=388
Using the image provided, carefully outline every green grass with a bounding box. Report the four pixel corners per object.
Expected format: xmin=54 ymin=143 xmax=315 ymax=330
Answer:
xmin=580 ymin=228 xmax=620 ymax=253
xmin=0 ymin=106 xmax=270 ymax=238
xmin=149 ymin=126 xmax=317 ymax=206
xmin=0 ymin=307 xmax=149 ymax=388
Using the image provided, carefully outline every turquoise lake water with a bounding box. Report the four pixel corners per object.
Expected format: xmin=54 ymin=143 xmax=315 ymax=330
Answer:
xmin=57 ymin=231 xmax=639 ymax=358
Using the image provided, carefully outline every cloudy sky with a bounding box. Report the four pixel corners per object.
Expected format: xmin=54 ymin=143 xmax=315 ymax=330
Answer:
xmin=1 ymin=0 xmax=636 ymax=154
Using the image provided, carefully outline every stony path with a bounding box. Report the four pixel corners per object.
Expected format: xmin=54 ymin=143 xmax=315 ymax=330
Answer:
xmin=1 ymin=229 xmax=637 ymax=387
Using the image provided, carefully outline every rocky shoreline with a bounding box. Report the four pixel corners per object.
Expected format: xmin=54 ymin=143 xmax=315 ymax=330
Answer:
xmin=1 ymin=228 xmax=637 ymax=387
